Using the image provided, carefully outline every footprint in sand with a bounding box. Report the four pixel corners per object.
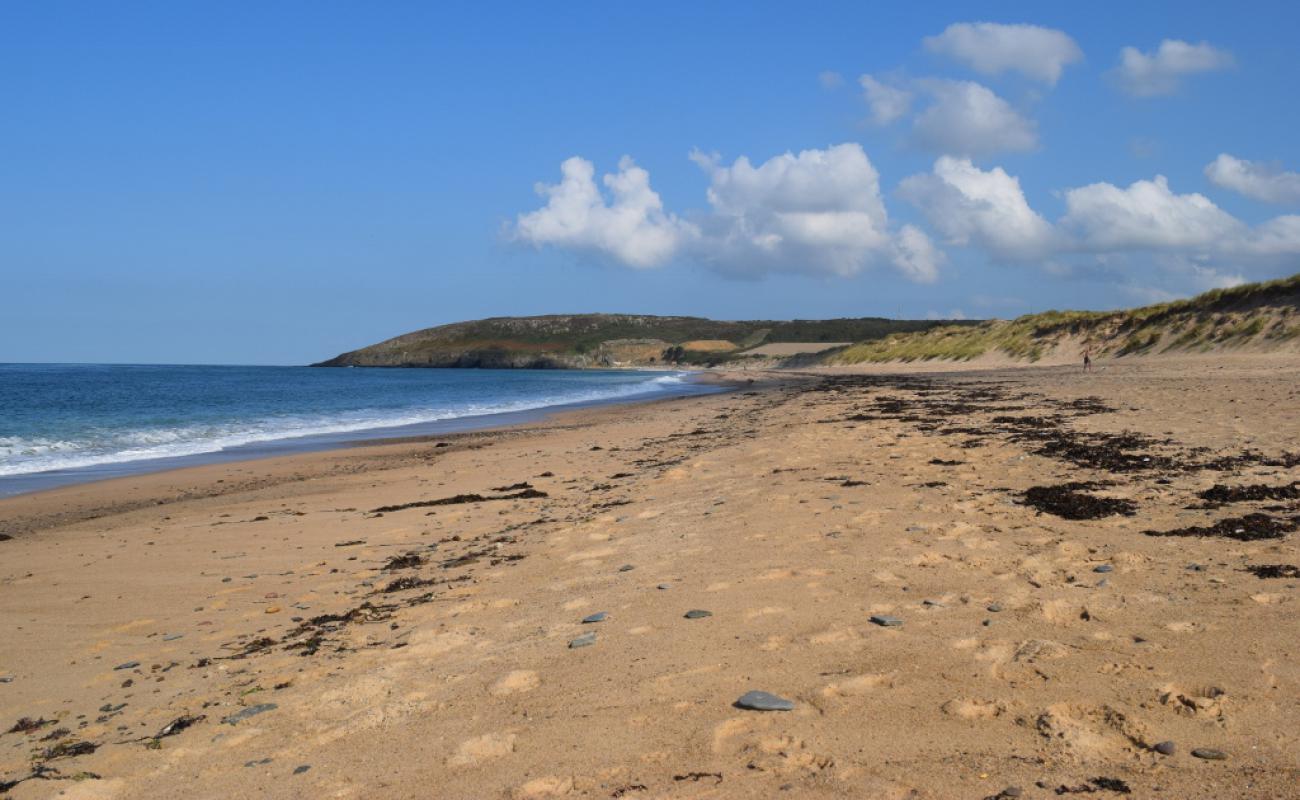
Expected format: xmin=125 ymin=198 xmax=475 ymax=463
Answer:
xmin=941 ymin=698 xmax=1006 ymax=719
xmin=447 ymin=731 xmax=518 ymax=767
xmin=822 ymin=673 xmax=892 ymax=698
xmin=490 ymin=670 xmax=539 ymax=696
xmin=512 ymin=776 xmax=575 ymax=799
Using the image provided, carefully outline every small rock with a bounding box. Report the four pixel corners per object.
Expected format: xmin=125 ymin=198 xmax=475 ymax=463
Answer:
xmin=163 ymin=634 xmax=184 ymax=641
xmin=264 ymin=606 xmax=281 ymax=614
xmin=1191 ymin=748 xmax=1227 ymax=760
xmin=734 ymin=690 xmax=794 ymax=711
xmin=1153 ymin=740 xmax=1176 ymax=755
xmin=222 ymin=703 xmax=278 ymax=725
xmin=569 ymin=632 xmax=597 ymax=649
xmin=1187 ymin=563 xmax=1207 ymax=572
xmin=618 ymin=564 xmax=635 ymax=572
xmin=1093 ymin=564 xmax=1114 ymax=573
xmin=684 ymin=609 xmax=713 ymax=619
xmin=657 ymin=583 xmax=672 ymax=590
xmin=0 ymin=676 xmax=13 ymax=683
xmin=581 ymin=612 xmax=608 ymax=624
xmin=1001 ymin=787 xmax=1023 ymax=798
xmin=293 ymin=765 xmax=311 ymax=775
xmin=869 ymin=615 xmax=903 ymax=627
xmin=113 ymin=661 xmax=140 ymax=671
xmin=987 ymin=602 xmax=1003 ymax=612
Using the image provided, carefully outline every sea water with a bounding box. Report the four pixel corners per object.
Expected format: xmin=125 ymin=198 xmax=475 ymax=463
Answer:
xmin=0 ymin=364 xmax=716 ymax=496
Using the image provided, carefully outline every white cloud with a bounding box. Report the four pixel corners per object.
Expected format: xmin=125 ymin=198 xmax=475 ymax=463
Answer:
xmin=818 ymin=70 xmax=844 ymax=90
xmin=911 ymin=80 xmax=1037 ymax=156
xmin=1060 ymin=175 xmax=1242 ymax=250
xmin=924 ymin=22 xmax=1083 ymax=84
xmin=1205 ymin=154 xmax=1300 ymax=204
xmin=690 ymin=143 xmax=937 ymax=280
xmin=899 ymin=156 xmax=1055 ymax=260
xmin=900 ymin=159 xmax=1300 ymax=282
xmin=891 ymin=224 xmax=944 ymax=283
xmin=514 ymin=156 xmax=696 ymax=268
xmin=1113 ymin=39 xmax=1233 ymax=97
xmin=515 ymin=145 xmax=943 ymax=283
xmin=859 ymin=75 xmax=911 ymax=125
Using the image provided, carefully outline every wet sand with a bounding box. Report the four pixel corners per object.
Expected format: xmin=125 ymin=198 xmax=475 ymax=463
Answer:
xmin=1 ymin=355 xmax=1298 ymax=799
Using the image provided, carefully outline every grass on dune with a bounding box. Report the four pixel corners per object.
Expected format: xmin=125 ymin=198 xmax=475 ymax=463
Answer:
xmin=830 ymin=273 xmax=1300 ymax=364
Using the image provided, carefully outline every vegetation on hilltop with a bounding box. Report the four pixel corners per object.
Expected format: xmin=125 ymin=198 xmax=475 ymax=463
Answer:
xmin=314 ymin=314 xmax=976 ymax=368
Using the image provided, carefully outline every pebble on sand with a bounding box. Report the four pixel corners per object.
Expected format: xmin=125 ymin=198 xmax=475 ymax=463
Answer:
xmin=734 ymin=690 xmax=795 ymax=711
xmin=986 ymin=603 xmax=1003 ymax=613
xmin=618 ymin=564 xmax=635 ymax=572
xmin=1093 ymin=564 xmax=1114 ymax=573
xmin=113 ymin=661 xmax=140 ymax=671
xmin=1153 ymin=740 xmax=1176 ymax=755
xmin=293 ymin=765 xmax=311 ymax=775
xmin=683 ymin=609 xmax=713 ymax=619
xmin=869 ymin=615 xmax=903 ymax=627
xmin=569 ymin=632 xmax=597 ymax=649
xmin=657 ymin=583 xmax=672 ymax=590
xmin=1191 ymin=748 xmax=1228 ymax=760
xmin=581 ymin=612 xmax=608 ymax=624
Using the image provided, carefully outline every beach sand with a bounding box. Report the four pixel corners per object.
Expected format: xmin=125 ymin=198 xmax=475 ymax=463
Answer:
xmin=2 ymin=354 xmax=1298 ymax=798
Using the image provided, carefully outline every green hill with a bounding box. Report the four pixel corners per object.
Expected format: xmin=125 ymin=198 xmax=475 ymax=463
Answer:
xmin=312 ymin=314 xmax=974 ymax=368
xmin=826 ymin=273 xmax=1300 ymax=365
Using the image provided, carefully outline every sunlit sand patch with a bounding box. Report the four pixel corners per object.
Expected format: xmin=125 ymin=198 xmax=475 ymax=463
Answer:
xmin=490 ymin=670 xmax=539 ymax=696
xmin=447 ymin=731 xmax=517 ymax=767
xmin=941 ymin=698 xmax=1006 ymax=719
xmin=564 ymin=547 xmax=615 ymax=562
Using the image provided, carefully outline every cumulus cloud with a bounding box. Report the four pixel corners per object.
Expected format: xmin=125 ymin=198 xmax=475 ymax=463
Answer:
xmin=923 ymin=22 xmax=1083 ymax=84
xmin=900 ymin=157 xmax=1300 ymax=271
xmin=690 ymin=143 xmax=938 ymax=280
xmin=899 ymin=156 xmax=1055 ymax=261
xmin=1113 ymin=39 xmax=1233 ymax=96
xmin=515 ymin=144 xmax=942 ymax=283
xmin=1060 ymin=175 xmax=1242 ymax=250
xmin=514 ymin=156 xmax=696 ymax=268
xmin=1205 ymin=154 xmax=1300 ymax=204
xmin=911 ymin=80 xmax=1038 ymax=156
xmin=859 ymin=75 xmax=912 ymax=125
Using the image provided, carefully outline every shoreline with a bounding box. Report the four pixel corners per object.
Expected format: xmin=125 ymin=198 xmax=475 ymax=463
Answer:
xmin=0 ymin=369 xmax=734 ymax=501
xmin=1 ymin=355 xmax=1296 ymax=798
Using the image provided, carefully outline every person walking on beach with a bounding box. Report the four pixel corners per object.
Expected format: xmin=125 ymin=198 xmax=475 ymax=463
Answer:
xmin=1083 ymin=349 xmax=1092 ymax=373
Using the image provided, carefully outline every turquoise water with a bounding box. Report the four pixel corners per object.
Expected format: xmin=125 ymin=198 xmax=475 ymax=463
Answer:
xmin=0 ymin=364 xmax=714 ymax=495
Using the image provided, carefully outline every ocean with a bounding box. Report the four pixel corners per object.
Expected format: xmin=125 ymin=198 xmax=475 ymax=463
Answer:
xmin=0 ymin=364 xmax=718 ymax=497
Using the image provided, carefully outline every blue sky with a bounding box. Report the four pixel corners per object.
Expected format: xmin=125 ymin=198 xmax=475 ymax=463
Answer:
xmin=3 ymin=1 xmax=1299 ymax=364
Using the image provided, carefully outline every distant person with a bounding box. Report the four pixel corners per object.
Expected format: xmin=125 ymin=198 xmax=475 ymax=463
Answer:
xmin=1083 ymin=349 xmax=1092 ymax=373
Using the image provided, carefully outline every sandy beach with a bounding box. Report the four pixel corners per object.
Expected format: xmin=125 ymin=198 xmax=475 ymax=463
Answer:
xmin=2 ymin=355 xmax=1299 ymax=799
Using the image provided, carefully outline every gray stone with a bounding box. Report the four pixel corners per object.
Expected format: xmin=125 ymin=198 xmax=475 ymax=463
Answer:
xmin=163 ymin=634 xmax=184 ymax=641
xmin=293 ymin=765 xmax=311 ymax=775
xmin=618 ymin=564 xmax=635 ymax=572
xmin=1153 ymin=740 xmax=1176 ymax=755
xmin=657 ymin=583 xmax=672 ymax=590
xmin=1093 ymin=564 xmax=1114 ymax=573
xmin=113 ymin=661 xmax=140 ymax=671
xmin=1191 ymin=748 xmax=1227 ymax=760
xmin=581 ymin=612 xmax=608 ymax=624
xmin=734 ymin=690 xmax=794 ymax=711
xmin=922 ymin=599 xmax=943 ymax=607
xmin=569 ymin=632 xmax=597 ymax=649
xmin=986 ymin=602 xmax=1003 ymax=613
xmin=222 ymin=703 xmax=278 ymax=725
xmin=684 ymin=609 xmax=713 ymax=619
xmin=0 ymin=676 xmax=13 ymax=683
xmin=869 ymin=615 xmax=903 ymax=627
xmin=1001 ymin=788 xmax=1023 ymax=798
